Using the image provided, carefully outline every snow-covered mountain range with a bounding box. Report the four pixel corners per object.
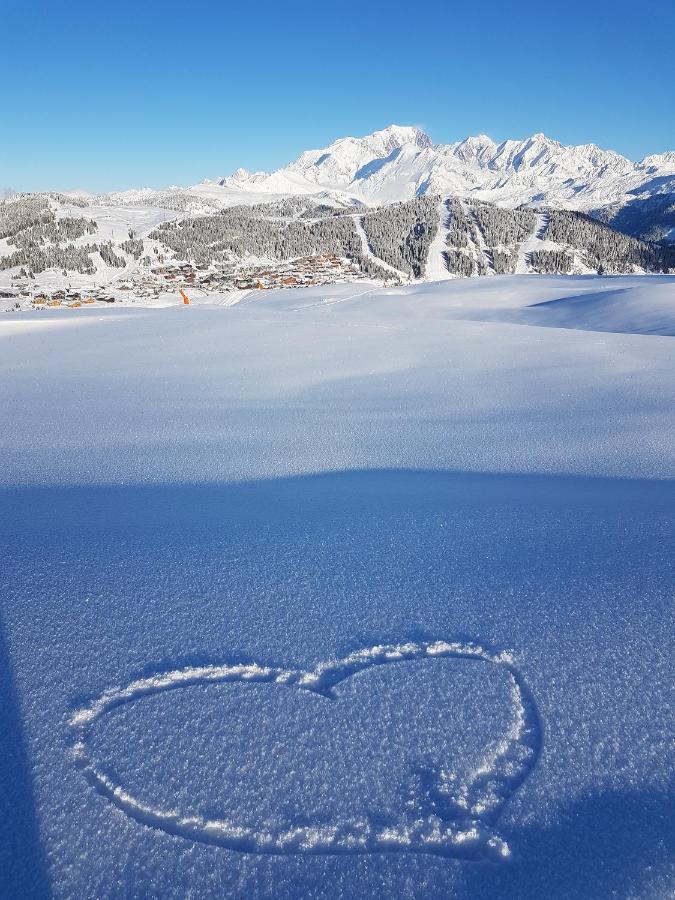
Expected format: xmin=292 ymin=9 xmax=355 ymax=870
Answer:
xmin=210 ymin=125 xmax=675 ymax=237
xmin=2 ymin=125 xmax=674 ymax=305
xmin=81 ymin=125 xmax=674 ymax=244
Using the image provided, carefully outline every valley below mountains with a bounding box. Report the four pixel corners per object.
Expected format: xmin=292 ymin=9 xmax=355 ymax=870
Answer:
xmin=2 ymin=126 xmax=674 ymax=309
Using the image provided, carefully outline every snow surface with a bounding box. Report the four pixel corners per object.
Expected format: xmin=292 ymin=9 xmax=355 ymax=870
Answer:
xmin=424 ymin=199 xmax=456 ymax=282
xmin=1 ymin=275 xmax=674 ymax=898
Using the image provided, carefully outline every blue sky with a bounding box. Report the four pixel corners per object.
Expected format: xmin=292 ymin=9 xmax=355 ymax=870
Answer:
xmin=2 ymin=0 xmax=674 ymax=192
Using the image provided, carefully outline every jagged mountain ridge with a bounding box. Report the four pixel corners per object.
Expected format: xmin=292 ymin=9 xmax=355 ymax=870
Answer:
xmin=52 ymin=125 xmax=675 ymax=244
xmin=2 ymin=126 xmax=674 ymax=300
xmin=216 ymin=125 xmax=675 ymax=241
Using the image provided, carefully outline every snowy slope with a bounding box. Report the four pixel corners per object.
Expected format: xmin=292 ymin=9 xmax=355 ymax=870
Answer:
xmin=424 ymin=199 xmax=456 ymax=281
xmin=2 ymin=128 xmax=674 ymax=300
xmin=1 ymin=192 xmax=670 ymax=303
xmin=1 ymin=276 xmax=674 ymax=899
xmin=352 ymin=215 xmax=410 ymax=281
xmin=23 ymin=126 xmax=672 ymax=243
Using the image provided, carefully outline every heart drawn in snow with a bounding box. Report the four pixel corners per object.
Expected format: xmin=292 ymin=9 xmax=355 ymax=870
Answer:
xmin=69 ymin=640 xmax=541 ymax=861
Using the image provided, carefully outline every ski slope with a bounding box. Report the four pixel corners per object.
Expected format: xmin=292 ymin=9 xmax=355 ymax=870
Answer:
xmin=463 ymin=201 xmax=495 ymax=275
xmin=423 ymin=198 xmax=456 ymax=281
xmin=352 ymin=215 xmax=410 ymax=281
xmin=1 ymin=275 xmax=674 ymax=899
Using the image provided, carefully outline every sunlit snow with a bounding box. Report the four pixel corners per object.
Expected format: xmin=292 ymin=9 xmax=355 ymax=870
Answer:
xmin=1 ymin=275 xmax=673 ymax=898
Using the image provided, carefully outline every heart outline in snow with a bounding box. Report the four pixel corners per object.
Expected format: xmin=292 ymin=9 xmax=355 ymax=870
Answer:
xmin=69 ymin=639 xmax=541 ymax=861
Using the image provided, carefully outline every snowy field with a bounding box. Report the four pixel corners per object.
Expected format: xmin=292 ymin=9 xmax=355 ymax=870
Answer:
xmin=1 ymin=275 xmax=674 ymax=899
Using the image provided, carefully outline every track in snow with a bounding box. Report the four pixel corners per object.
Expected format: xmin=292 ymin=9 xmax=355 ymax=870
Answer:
xmin=291 ymin=286 xmax=381 ymax=311
xmin=463 ymin=202 xmax=495 ymax=276
xmin=353 ymin=216 xmax=410 ymax=282
xmin=424 ymin=199 xmax=456 ymax=281
xmin=209 ymin=289 xmax=254 ymax=308
xmin=70 ymin=640 xmax=541 ymax=861
xmin=515 ymin=212 xmax=551 ymax=274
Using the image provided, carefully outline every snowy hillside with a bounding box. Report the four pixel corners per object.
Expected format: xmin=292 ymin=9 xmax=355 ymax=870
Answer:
xmin=216 ymin=125 xmax=675 ymax=240
xmin=2 ymin=191 xmax=673 ymax=311
xmin=2 ymin=126 xmax=674 ymax=307
xmin=1 ymin=275 xmax=674 ymax=897
xmin=4 ymin=126 xmax=674 ymax=251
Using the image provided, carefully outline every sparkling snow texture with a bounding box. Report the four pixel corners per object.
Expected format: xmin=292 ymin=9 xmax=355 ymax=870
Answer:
xmin=1 ymin=275 xmax=674 ymax=898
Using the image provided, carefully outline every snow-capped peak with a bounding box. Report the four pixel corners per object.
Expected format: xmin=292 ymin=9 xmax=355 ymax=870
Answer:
xmin=366 ymin=124 xmax=433 ymax=152
xmin=199 ymin=125 xmax=675 ymax=215
xmin=639 ymin=151 xmax=675 ymax=172
xmin=259 ymin=124 xmax=434 ymax=192
xmin=450 ymin=134 xmax=498 ymax=165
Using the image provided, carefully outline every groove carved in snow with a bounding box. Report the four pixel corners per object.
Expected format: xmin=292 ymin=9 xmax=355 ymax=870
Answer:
xmin=69 ymin=640 xmax=541 ymax=860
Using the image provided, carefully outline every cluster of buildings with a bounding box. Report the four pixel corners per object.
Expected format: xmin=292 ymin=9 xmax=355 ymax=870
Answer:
xmin=150 ymin=254 xmax=365 ymax=292
xmin=31 ymin=288 xmax=116 ymax=307
xmin=2 ymin=254 xmax=377 ymax=311
xmin=1 ymin=285 xmax=118 ymax=310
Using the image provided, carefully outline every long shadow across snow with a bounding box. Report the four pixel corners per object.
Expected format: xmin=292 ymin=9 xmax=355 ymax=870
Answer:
xmin=460 ymin=782 xmax=675 ymax=899
xmin=0 ymin=468 xmax=674 ymax=896
xmin=0 ymin=602 xmax=51 ymax=898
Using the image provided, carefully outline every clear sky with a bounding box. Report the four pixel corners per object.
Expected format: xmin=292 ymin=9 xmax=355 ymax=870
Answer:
xmin=2 ymin=0 xmax=674 ymax=192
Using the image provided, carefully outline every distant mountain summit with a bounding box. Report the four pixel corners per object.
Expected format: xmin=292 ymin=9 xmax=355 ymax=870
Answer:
xmin=215 ymin=125 xmax=675 ymax=241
